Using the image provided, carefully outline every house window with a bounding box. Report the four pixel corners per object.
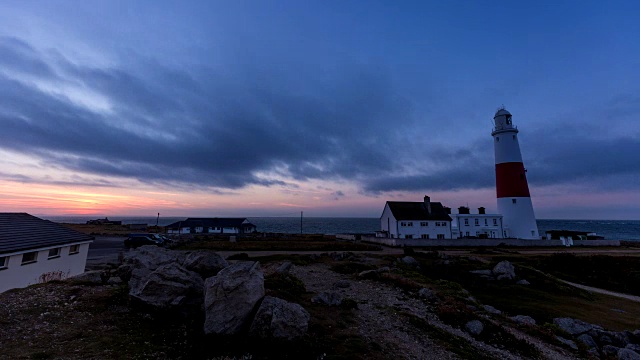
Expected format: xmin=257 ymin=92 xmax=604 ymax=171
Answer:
xmin=466 ymin=231 xmax=470 ymax=237
xmin=476 ymin=231 xmax=480 ymax=236
xmin=493 ymin=219 xmax=497 ymax=226
xmin=437 ymin=234 xmax=445 ymax=239
xmin=22 ymin=251 xmax=38 ymax=265
xmin=464 ymin=219 xmax=469 ymax=226
xmin=69 ymin=245 xmax=80 ymax=255
xmin=512 ymin=199 xmax=517 ymax=204
xmin=407 ymin=222 xmax=413 ymax=227
xmin=420 ymin=222 xmax=428 ymax=227
xmin=474 ymin=219 xmax=479 ymax=226
xmin=400 ymin=222 xmax=407 ymax=227
xmin=48 ymin=248 xmax=61 ymax=259
xmin=421 ymin=234 xmax=429 ymax=239
xmin=405 ymin=234 xmax=413 ymax=239
xmin=0 ymin=256 xmax=7 ymax=270
xmin=484 ymin=219 xmax=488 ymax=226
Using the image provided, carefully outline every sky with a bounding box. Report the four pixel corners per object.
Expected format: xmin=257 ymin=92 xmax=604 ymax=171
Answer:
xmin=0 ymin=1 xmax=639 ymax=219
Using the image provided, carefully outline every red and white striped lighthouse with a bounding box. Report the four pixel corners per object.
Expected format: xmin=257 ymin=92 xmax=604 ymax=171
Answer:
xmin=492 ymin=107 xmax=539 ymax=239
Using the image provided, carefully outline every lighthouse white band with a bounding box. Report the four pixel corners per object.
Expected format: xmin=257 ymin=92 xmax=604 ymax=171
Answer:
xmin=497 ymin=197 xmax=538 ymax=239
xmin=493 ymin=132 xmax=524 ymax=164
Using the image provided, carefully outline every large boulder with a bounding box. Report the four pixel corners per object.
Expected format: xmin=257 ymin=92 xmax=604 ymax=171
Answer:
xmin=511 ymin=315 xmax=536 ymax=326
xmin=465 ymin=320 xmax=484 ymax=336
xmin=204 ymin=261 xmax=265 ymax=335
xmin=620 ymin=348 xmax=640 ymax=360
xmin=249 ymin=296 xmax=310 ymax=340
xmin=129 ymin=263 xmax=204 ymax=308
xmin=492 ymin=261 xmax=515 ymax=280
xmin=400 ymin=256 xmax=419 ymax=267
xmin=182 ymin=251 xmax=228 ymax=278
xmin=123 ymin=245 xmax=183 ymax=271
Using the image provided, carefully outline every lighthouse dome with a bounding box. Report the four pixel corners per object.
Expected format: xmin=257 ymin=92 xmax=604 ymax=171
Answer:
xmin=494 ymin=108 xmax=511 ymax=118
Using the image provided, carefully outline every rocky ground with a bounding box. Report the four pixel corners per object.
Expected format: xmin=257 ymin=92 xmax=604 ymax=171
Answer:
xmin=3 ymin=245 xmax=640 ymax=359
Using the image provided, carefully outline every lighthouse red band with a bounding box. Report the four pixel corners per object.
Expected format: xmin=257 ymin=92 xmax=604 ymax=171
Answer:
xmin=495 ymin=162 xmax=530 ymax=198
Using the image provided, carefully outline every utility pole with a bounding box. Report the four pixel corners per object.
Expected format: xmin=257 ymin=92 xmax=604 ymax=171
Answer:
xmin=156 ymin=213 xmax=160 ymax=227
xmin=300 ymin=211 xmax=303 ymax=234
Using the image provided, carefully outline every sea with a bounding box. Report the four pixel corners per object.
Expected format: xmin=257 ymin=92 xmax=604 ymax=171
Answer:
xmin=42 ymin=216 xmax=640 ymax=240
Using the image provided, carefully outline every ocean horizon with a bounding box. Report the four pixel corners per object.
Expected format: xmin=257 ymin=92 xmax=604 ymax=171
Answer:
xmin=42 ymin=215 xmax=640 ymax=240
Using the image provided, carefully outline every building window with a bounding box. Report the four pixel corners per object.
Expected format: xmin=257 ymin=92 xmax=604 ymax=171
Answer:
xmin=421 ymin=234 xmax=429 ymax=239
xmin=400 ymin=222 xmax=406 ymax=227
xmin=405 ymin=234 xmax=413 ymax=239
xmin=464 ymin=219 xmax=469 ymax=226
xmin=474 ymin=219 xmax=479 ymax=226
xmin=493 ymin=219 xmax=497 ymax=226
xmin=420 ymin=222 xmax=428 ymax=226
xmin=466 ymin=232 xmax=470 ymax=237
xmin=69 ymin=245 xmax=80 ymax=255
xmin=437 ymin=234 xmax=445 ymax=239
xmin=512 ymin=199 xmax=517 ymax=204
xmin=22 ymin=252 xmax=38 ymax=265
xmin=48 ymin=248 xmax=61 ymax=259
xmin=484 ymin=219 xmax=488 ymax=226
xmin=407 ymin=222 xmax=413 ymax=227
xmin=496 ymin=137 xmax=500 ymax=142
xmin=476 ymin=231 xmax=480 ymax=236
xmin=0 ymin=256 xmax=7 ymax=270
xmin=531 ymin=231 xmax=536 ymax=237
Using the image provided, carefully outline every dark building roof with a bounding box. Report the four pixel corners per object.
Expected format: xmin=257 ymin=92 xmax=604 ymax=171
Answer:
xmin=165 ymin=218 xmax=256 ymax=229
xmin=0 ymin=213 xmax=94 ymax=255
xmin=385 ymin=201 xmax=452 ymax=221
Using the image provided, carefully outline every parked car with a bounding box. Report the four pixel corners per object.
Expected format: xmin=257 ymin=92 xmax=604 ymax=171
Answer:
xmin=124 ymin=233 xmax=164 ymax=249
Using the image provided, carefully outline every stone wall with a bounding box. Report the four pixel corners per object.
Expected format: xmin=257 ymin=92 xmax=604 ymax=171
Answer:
xmin=352 ymin=236 xmax=621 ymax=247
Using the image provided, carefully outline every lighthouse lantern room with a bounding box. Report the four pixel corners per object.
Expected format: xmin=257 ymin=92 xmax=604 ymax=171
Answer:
xmin=492 ymin=107 xmax=539 ymax=239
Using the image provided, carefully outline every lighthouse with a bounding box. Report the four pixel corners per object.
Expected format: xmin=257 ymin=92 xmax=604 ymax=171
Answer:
xmin=492 ymin=107 xmax=539 ymax=239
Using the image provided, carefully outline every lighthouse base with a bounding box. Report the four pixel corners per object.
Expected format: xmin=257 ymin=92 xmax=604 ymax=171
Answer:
xmin=497 ymin=197 xmax=539 ymax=239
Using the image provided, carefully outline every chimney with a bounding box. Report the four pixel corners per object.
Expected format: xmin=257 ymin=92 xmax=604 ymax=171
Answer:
xmin=458 ymin=206 xmax=470 ymax=214
xmin=424 ymin=195 xmax=432 ymax=214
xmin=478 ymin=207 xmax=486 ymax=215
xmin=443 ymin=206 xmax=451 ymax=214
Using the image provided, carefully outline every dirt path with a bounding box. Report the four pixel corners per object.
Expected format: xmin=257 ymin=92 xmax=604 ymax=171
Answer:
xmin=559 ymin=280 xmax=640 ymax=302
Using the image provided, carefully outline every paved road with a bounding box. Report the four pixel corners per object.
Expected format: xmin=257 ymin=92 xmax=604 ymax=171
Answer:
xmin=559 ymin=279 xmax=640 ymax=303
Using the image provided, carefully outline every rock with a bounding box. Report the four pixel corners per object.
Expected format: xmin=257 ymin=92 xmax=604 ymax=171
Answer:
xmin=116 ymin=264 xmax=134 ymax=283
xmin=483 ymin=305 xmax=501 ymax=315
xmin=333 ymin=280 xmax=351 ymax=289
xmin=123 ymin=245 xmax=183 ymax=271
xmin=556 ymin=336 xmax=578 ymax=350
xmin=470 ymin=269 xmax=493 ymax=276
xmin=510 ymin=315 xmax=536 ymax=326
xmin=182 ymin=251 xmax=228 ymax=278
xmin=311 ymin=292 xmax=343 ymax=306
xmin=492 ymin=260 xmax=515 ymax=280
xmin=554 ymin=317 xmax=601 ymax=335
xmin=418 ymin=288 xmax=437 ymax=301
xmin=618 ymin=348 xmax=640 ymax=360
xmin=249 ymin=296 xmax=310 ymax=340
xmin=358 ymin=270 xmax=380 ymax=279
xmin=67 ymin=270 xmax=107 ymax=284
xmin=465 ymin=320 xmax=484 ymax=336
xmin=400 ymin=256 xmax=419 ymax=267
xmin=627 ymin=344 xmax=640 ymax=353
xmin=204 ymin=261 xmax=265 ymax=335
xmin=276 ymin=261 xmax=293 ymax=274
xmin=577 ymin=334 xmax=598 ymax=349
xmin=129 ymin=263 xmax=204 ymax=309
xmin=376 ymin=266 xmax=391 ymax=273
xmin=603 ymin=345 xmax=621 ymax=356
xmin=516 ymin=279 xmax=530 ymax=285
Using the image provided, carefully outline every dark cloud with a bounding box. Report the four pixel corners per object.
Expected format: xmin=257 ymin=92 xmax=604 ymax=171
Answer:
xmin=1 ymin=36 xmax=639 ymax=196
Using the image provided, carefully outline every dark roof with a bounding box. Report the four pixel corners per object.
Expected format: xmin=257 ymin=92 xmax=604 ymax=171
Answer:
xmin=386 ymin=201 xmax=452 ymax=221
xmin=0 ymin=213 xmax=94 ymax=255
xmin=166 ymin=218 xmax=256 ymax=229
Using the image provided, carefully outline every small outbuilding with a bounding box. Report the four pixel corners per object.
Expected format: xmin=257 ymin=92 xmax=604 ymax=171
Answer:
xmin=0 ymin=213 xmax=94 ymax=293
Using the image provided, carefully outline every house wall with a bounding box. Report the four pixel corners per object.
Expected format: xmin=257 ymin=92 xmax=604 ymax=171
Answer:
xmin=380 ymin=205 xmax=398 ymax=238
xmin=395 ymin=220 xmax=451 ymax=239
xmin=0 ymin=242 xmax=91 ymax=293
xmin=451 ymin=214 xmax=504 ymax=239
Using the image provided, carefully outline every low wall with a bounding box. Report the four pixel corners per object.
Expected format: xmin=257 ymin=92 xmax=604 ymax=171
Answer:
xmin=359 ymin=236 xmax=620 ymax=247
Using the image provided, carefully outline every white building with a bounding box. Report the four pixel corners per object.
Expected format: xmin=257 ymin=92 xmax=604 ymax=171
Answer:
xmin=166 ymin=218 xmax=257 ymax=235
xmin=450 ymin=207 xmax=505 ymax=239
xmin=0 ymin=213 xmax=93 ymax=293
xmin=492 ymin=108 xmax=539 ymax=239
xmin=380 ymin=196 xmax=452 ymax=239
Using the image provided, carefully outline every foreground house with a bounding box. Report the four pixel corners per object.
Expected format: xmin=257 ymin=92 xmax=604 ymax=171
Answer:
xmin=380 ymin=196 xmax=452 ymax=239
xmin=166 ymin=218 xmax=257 ymax=235
xmin=0 ymin=213 xmax=93 ymax=293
